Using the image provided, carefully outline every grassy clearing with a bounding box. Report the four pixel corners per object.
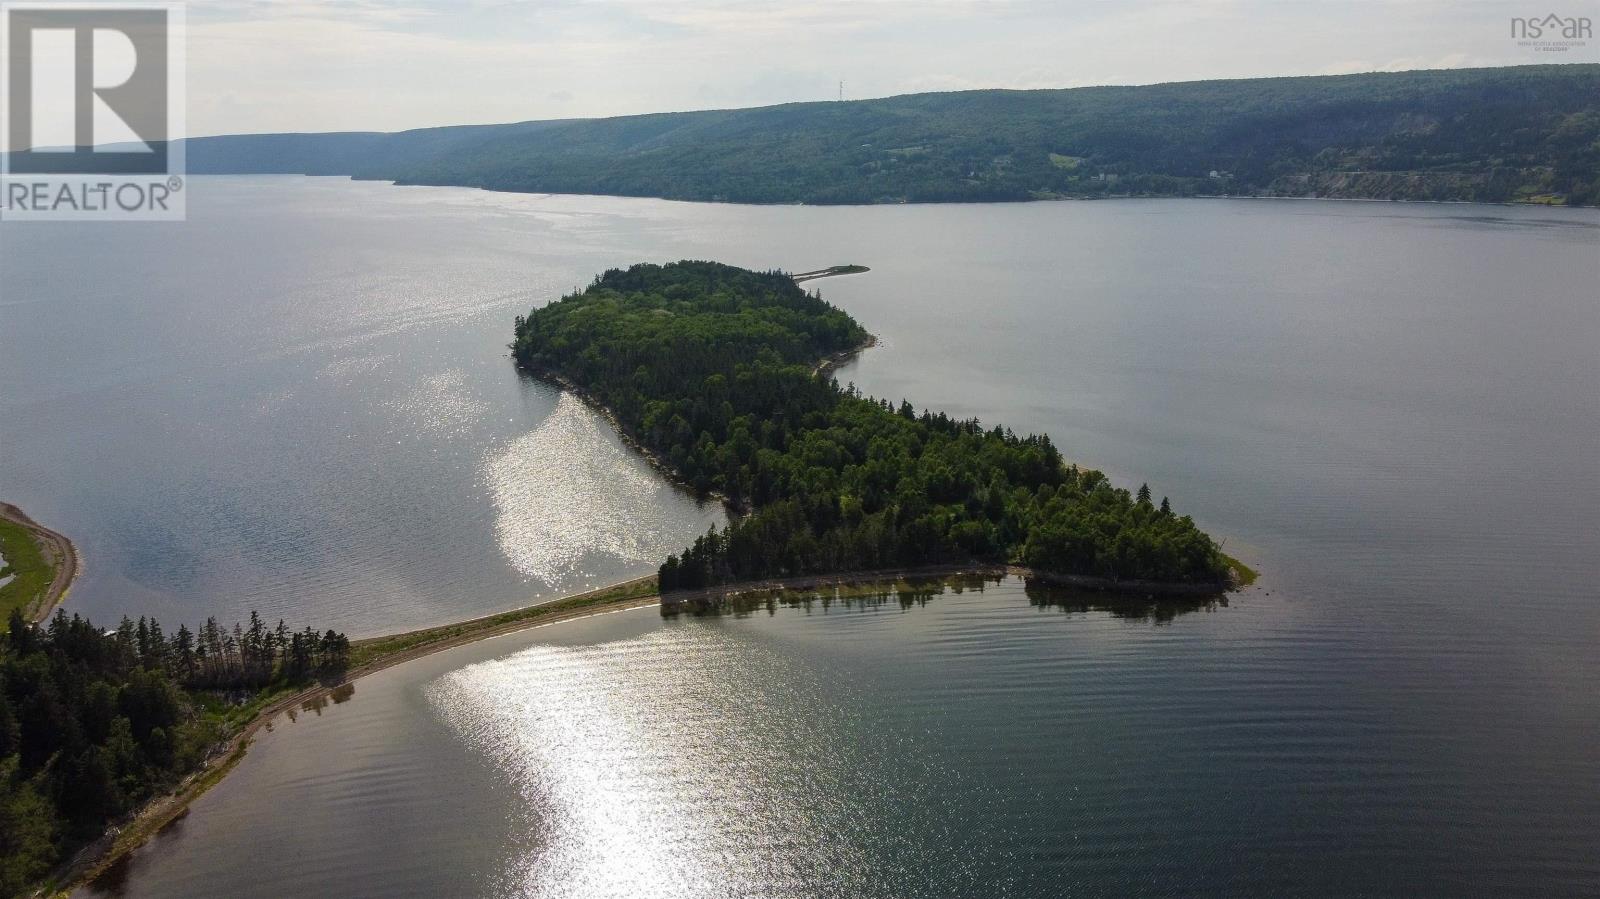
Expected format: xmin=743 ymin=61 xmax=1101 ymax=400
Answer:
xmin=0 ymin=516 xmax=53 ymax=627
xmin=192 ymin=683 xmax=305 ymax=731
xmin=1223 ymin=554 xmax=1259 ymax=587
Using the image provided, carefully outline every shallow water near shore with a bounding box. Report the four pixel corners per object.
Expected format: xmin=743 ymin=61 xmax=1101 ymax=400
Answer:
xmin=3 ymin=180 xmax=1594 ymax=895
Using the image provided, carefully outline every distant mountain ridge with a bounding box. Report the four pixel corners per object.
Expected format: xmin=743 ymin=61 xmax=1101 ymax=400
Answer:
xmin=181 ymin=64 xmax=1600 ymax=205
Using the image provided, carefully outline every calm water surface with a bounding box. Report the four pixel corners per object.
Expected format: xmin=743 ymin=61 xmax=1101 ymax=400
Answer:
xmin=1 ymin=180 xmax=733 ymax=632
xmin=0 ymin=180 xmax=1592 ymax=896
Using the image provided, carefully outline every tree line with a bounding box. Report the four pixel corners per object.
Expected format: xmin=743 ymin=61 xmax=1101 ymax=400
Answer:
xmin=0 ymin=608 xmax=349 ymax=895
xmin=513 ymin=261 xmax=1232 ymax=594
xmin=182 ymin=65 xmax=1600 ymax=207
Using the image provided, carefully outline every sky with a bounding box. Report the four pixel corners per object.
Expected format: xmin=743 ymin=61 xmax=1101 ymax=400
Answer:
xmin=26 ymin=0 xmax=1600 ymax=138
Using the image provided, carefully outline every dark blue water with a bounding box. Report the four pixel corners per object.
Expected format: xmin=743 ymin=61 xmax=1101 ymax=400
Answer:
xmin=5 ymin=181 xmax=1592 ymax=896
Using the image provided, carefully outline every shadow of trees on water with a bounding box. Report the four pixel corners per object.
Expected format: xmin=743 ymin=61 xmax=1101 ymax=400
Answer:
xmin=663 ymin=573 xmax=1227 ymax=625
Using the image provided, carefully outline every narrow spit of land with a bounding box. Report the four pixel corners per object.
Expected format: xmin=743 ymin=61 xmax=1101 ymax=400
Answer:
xmin=63 ymin=576 xmax=662 ymax=893
xmin=55 ymin=258 xmax=1255 ymax=890
xmin=792 ymin=264 xmax=870 ymax=282
xmin=0 ymin=501 xmax=79 ymax=624
xmin=63 ymin=552 xmax=1256 ymax=893
xmin=60 ymin=567 xmax=989 ymax=891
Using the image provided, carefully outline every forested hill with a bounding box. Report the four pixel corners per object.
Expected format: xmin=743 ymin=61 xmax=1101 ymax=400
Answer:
xmin=184 ymin=65 xmax=1600 ymax=205
xmin=512 ymin=261 xmax=1233 ymax=591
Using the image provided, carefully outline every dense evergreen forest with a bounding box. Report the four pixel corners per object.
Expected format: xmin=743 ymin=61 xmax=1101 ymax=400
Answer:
xmin=512 ymin=261 xmax=1231 ymax=593
xmin=0 ymin=609 xmax=349 ymax=895
xmin=182 ymin=65 xmax=1600 ymax=205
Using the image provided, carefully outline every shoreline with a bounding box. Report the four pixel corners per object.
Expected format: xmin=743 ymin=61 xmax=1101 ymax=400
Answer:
xmin=60 ymin=555 xmax=1250 ymax=893
xmin=53 ymin=283 xmax=1241 ymax=892
xmin=57 ymin=575 xmax=660 ymax=895
xmin=0 ymin=501 xmax=80 ymax=624
xmin=661 ymin=562 xmax=1242 ymax=607
xmin=813 ymin=333 xmax=877 ymax=377
xmin=217 ymin=174 xmax=1597 ymax=212
xmin=517 ymin=297 xmax=877 ymax=517
xmin=518 ymin=361 xmax=749 ymax=514
xmin=376 ymin=176 xmax=1598 ymax=211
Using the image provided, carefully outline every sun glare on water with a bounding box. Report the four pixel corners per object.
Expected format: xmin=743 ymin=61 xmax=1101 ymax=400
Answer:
xmin=426 ymin=625 xmax=884 ymax=899
xmin=483 ymin=394 xmax=717 ymax=585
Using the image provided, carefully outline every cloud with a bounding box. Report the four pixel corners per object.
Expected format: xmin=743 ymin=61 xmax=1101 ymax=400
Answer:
xmin=172 ymin=0 xmax=1595 ymax=137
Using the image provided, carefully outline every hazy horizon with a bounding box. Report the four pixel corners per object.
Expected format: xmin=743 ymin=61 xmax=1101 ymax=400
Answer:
xmin=176 ymin=60 xmax=1597 ymax=141
xmin=94 ymin=0 xmax=1600 ymax=142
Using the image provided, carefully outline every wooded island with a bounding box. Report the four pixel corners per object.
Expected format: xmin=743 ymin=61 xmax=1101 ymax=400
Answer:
xmin=513 ymin=261 xmax=1234 ymax=593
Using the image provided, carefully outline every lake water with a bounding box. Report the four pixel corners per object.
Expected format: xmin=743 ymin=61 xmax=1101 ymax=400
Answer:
xmin=2 ymin=180 xmax=1595 ymax=896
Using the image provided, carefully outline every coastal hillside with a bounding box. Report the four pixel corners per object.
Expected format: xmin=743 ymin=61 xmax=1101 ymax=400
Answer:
xmin=512 ymin=261 xmax=1232 ymax=590
xmin=184 ymin=65 xmax=1600 ymax=205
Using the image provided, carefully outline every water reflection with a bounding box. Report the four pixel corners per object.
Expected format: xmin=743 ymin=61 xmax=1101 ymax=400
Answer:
xmin=86 ymin=810 xmax=190 ymax=896
xmin=295 ymin=682 xmax=358 ymax=719
xmin=1020 ymin=578 xmax=1228 ymax=624
xmin=36 ymin=188 xmax=1600 ymax=897
xmin=1426 ymin=213 xmax=1600 ymax=232
xmin=662 ymin=574 xmax=991 ymax=617
xmin=663 ymin=573 xmax=1226 ymax=625
xmin=426 ymin=577 xmax=1235 ymax=898
xmin=484 ymin=392 xmax=722 ymax=585
xmin=427 ymin=626 xmax=898 ymax=898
